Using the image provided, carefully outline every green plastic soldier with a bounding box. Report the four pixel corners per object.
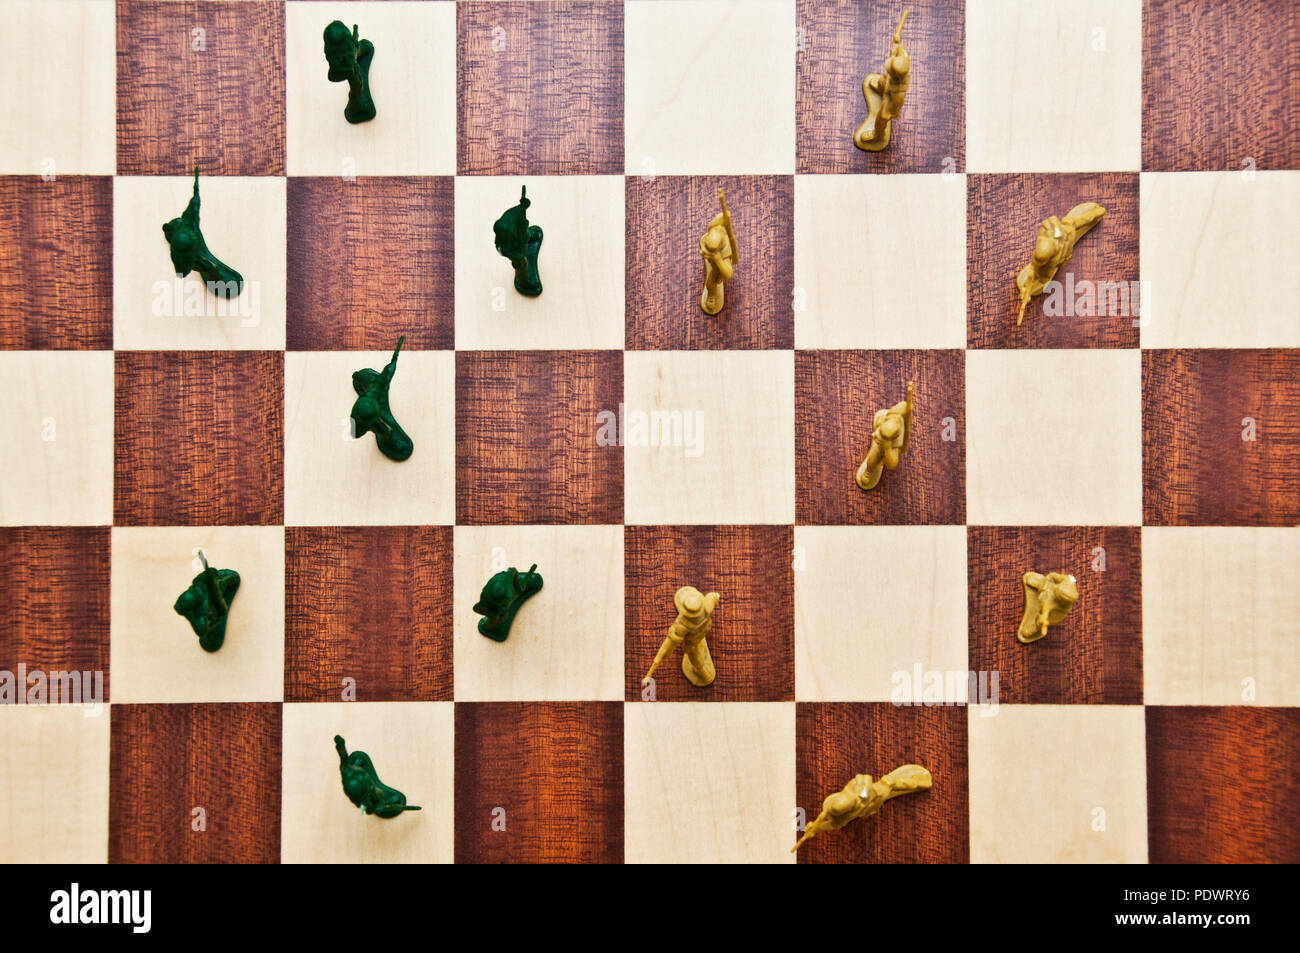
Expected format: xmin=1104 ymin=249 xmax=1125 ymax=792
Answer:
xmin=162 ymin=167 xmax=243 ymax=298
xmin=173 ymin=550 xmax=240 ymax=653
xmin=473 ymin=563 xmax=543 ymax=641
xmin=493 ymin=185 xmax=544 ymax=296
xmin=323 ymin=20 xmax=376 ymax=124
xmin=350 ymin=335 xmax=413 ymax=461
xmin=334 ymin=736 xmax=421 ymax=818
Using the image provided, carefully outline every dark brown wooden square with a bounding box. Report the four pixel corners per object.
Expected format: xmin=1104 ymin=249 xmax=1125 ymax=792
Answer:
xmin=967 ymin=526 xmax=1142 ymax=705
xmin=454 ymin=701 xmax=623 ymax=863
xmin=455 ymin=350 xmax=623 ymax=524
xmin=114 ymin=351 xmax=284 ymax=526
xmin=625 ymin=176 xmax=793 ymax=350
xmin=1146 ymin=706 xmax=1300 ymax=863
xmin=0 ymin=177 xmax=112 ymax=350
xmin=967 ymin=173 xmax=1140 ymax=348
xmin=624 ymin=525 xmax=793 ymax=702
xmin=457 ymin=1 xmax=623 ymax=175
xmin=796 ymin=0 xmax=964 ymax=175
xmin=116 ymin=0 xmax=286 ymax=176
xmin=795 ymin=702 xmax=968 ymax=863
xmin=795 ymin=349 xmax=964 ymax=525
xmin=1143 ymin=0 xmax=1300 ymax=171
xmin=0 ymin=528 xmax=110 ymax=702
xmin=1143 ymin=349 xmax=1300 ymax=526
xmin=109 ymin=702 xmax=282 ymax=863
xmin=284 ymin=526 xmax=453 ymax=702
xmin=287 ymin=177 xmax=454 ymax=351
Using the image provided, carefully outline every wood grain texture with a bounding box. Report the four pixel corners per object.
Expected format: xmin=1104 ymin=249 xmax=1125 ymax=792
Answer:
xmin=287 ymin=177 xmax=454 ymax=351
xmin=625 ymin=176 xmax=793 ymax=350
xmin=967 ymin=173 xmax=1140 ymax=348
xmin=0 ymin=528 xmax=110 ymax=701
xmin=967 ymin=526 xmax=1143 ymax=705
xmin=114 ymin=351 xmax=284 ymax=526
xmin=1146 ymin=706 xmax=1300 ymax=863
xmin=457 ymin=1 xmax=624 ymax=175
xmin=0 ymin=177 xmax=112 ymax=350
xmin=109 ymin=702 xmax=282 ymax=863
xmin=795 ymin=0 xmax=965 ymax=175
xmin=795 ymin=349 xmax=964 ymax=525
xmin=795 ymin=702 xmax=968 ymax=863
xmin=1143 ymin=349 xmax=1300 ymax=526
xmin=1142 ymin=0 xmax=1300 ymax=172
xmin=455 ymin=350 xmax=623 ymax=524
xmin=284 ymin=526 xmax=453 ymax=703
xmin=116 ymin=0 xmax=286 ymax=176
xmin=624 ymin=525 xmax=794 ymax=702
xmin=454 ymin=701 xmax=623 ymax=863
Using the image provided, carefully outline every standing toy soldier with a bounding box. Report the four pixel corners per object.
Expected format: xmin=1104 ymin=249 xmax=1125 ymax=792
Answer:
xmin=173 ymin=549 xmax=240 ymax=653
xmin=162 ymin=166 xmax=243 ymax=298
xmin=494 ymin=185 xmax=544 ymax=296
xmin=350 ymin=335 xmax=413 ymax=462
xmin=323 ymin=20 xmax=376 ymax=123
xmin=473 ymin=563 xmax=544 ymax=642
xmin=699 ymin=188 xmax=738 ymax=315
xmin=643 ymin=586 xmax=721 ymax=687
xmin=855 ymin=10 xmax=911 ymax=152
xmin=856 ymin=382 xmax=914 ymax=491
xmin=333 ymin=736 xmax=421 ymax=818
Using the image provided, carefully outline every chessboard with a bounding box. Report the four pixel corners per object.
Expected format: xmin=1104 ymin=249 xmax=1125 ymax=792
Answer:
xmin=1 ymin=0 xmax=1297 ymax=866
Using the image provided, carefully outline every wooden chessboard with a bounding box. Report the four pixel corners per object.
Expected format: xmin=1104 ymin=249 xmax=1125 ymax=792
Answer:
xmin=1 ymin=0 xmax=1297 ymax=865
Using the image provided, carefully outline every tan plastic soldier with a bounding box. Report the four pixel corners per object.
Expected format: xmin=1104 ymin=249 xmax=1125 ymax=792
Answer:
xmin=1016 ymin=202 xmax=1106 ymax=325
xmin=1018 ymin=571 xmax=1080 ymax=643
xmin=856 ymin=382 xmax=914 ymax=491
xmin=792 ymin=764 xmax=932 ymax=852
xmin=855 ymin=9 xmax=911 ymax=151
xmin=699 ymin=189 xmax=738 ymax=315
xmin=642 ymin=586 xmax=720 ymax=687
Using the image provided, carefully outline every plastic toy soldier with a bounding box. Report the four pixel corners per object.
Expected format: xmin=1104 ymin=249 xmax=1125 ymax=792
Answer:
xmin=494 ymin=185 xmax=544 ymax=296
xmin=856 ymin=382 xmax=914 ymax=491
xmin=323 ymin=21 xmax=376 ymax=123
xmin=350 ymin=336 xmax=413 ymax=461
xmin=1016 ymin=202 xmax=1106 ymax=325
xmin=699 ymin=188 xmax=738 ymax=315
xmin=1018 ymin=571 xmax=1080 ymax=643
xmin=855 ymin=10 xmax=911 ymax=152
xmin=334 ymin=736 xmax=421 ymax=818
xmin=473 ymin=564 xmax=544 ymax=641
xmin=162 ymin=167 xmax=243 ymax=298
xmin=173 ymin=550 xmax=240 ymax=653
xmin=792 ymin=764 xmax=932 ymax=852
xmin=643 ymin=586 xmax=721 ymax=687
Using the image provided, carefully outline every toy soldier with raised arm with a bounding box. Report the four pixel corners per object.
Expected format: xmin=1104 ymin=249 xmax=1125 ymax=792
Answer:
xmin=350 ymin=335 xmax=413 ymax=461
xmin=323 ymin=20 xmax=376 ymax=123
xmin=162 ymin=166 xmax=243 ymax=298
xmin=334 ymin=736 xmax=421 ymax=818
xmin=856 ymin=382 xmax=914 ymax=491
xmin=173 ymin=549 xmax=240 ymax=653
xmin=855 ymin=9 xmax=911 ymax=152
xmin=494 ymin=185 xmax=544 ymax=296
xmin=699 ymin=188 xmax=738 ymax=315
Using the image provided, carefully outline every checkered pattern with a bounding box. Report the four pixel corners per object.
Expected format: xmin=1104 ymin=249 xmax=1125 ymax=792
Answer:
xmin=1 ymin=0 xmax=1297 ymax=864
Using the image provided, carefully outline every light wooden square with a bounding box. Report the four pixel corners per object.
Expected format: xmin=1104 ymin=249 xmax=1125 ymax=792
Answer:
xmin=0 ymin=351 xmax=113 ymax=526
xmin=453 ymin=176 xmax=625 ymax=349
xmin=966 ymin=349 xmax=1142 ymax=525
xmin=286 ymin=1 xmax=457 ymax=176
xmin=968 ymin=705 xmax=1147 ymax=863
xmin=453 ymin=525 xmax=624 ymax=702
xmin=281 ymin=702 xmax=453 ymax=863
xmin=624 ymin=702 xmax=795 ymax=864
xmin=966 ymin=0 xmax=1141 ymax=172
xmin=284 ymin=350 xmax=455 ymax=526
xmin=112 ymin=176 xmax=287 ymax=350
xmin=794 ymin=174 xmax=967 ymax=349
xmin=1140 ymin=171 xmax=1300 ymax=348
xmin=1143 ymin=527 xmax=1300 ymax=706
xmin=0 ymin=1 xmax=115 ymax=174
xmin=0 ymin=705 xmax=109 ymax=863
xmin=794 ymin=526 xmax=968 ymax=702
xmin=624 ymin=0 xmax=795 ymax=175
xmin=623 ymin=351 xmax=795 ymax=525
xmin=110 ymin=527 xmax=285 ymax=703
